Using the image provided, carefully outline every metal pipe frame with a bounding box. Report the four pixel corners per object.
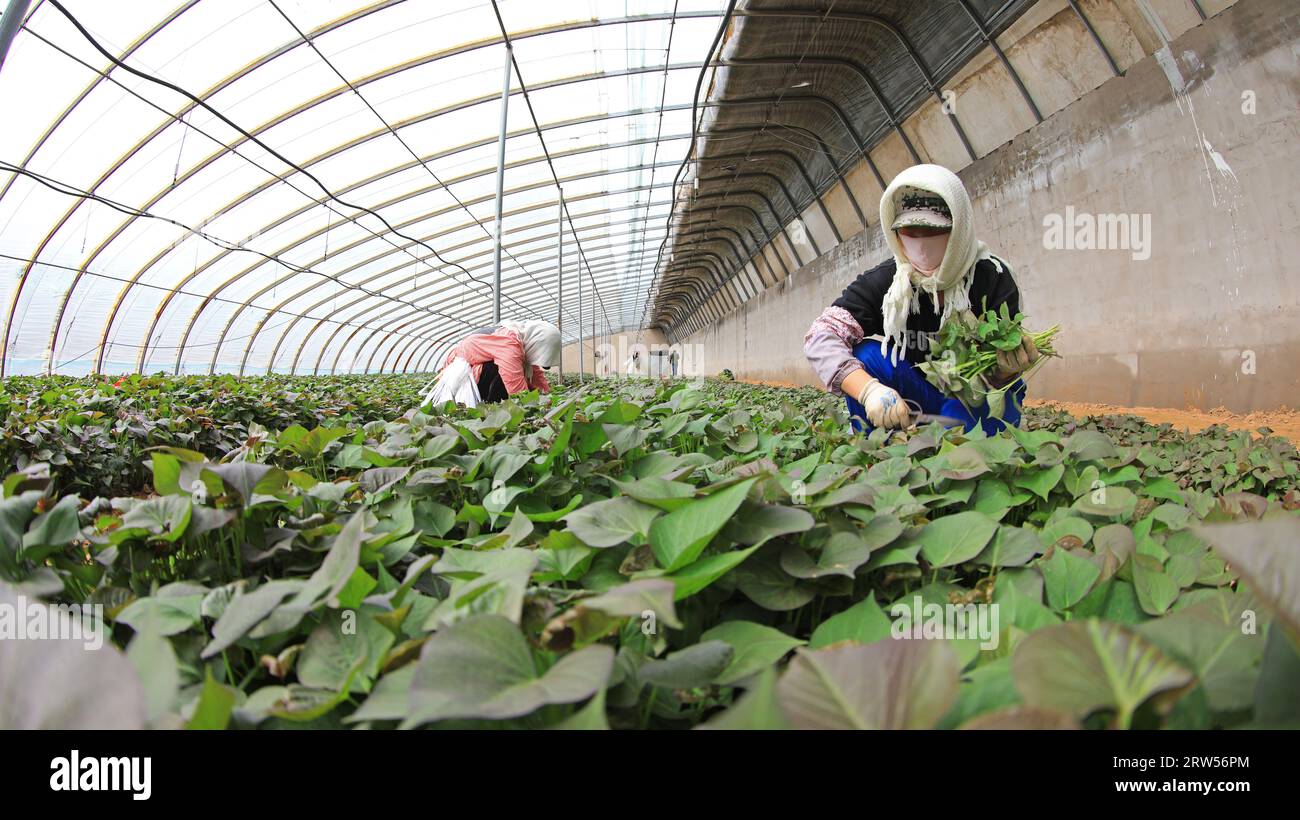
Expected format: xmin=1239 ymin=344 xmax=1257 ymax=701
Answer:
xmin=3 ymin=2 xmax=1030 ymax=374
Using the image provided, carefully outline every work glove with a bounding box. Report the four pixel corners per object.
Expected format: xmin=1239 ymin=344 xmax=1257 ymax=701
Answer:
xmin=995 ymin=336 xmax=1040 ymax=379
xmin=858 ymin=379 xmax=911 ymax=430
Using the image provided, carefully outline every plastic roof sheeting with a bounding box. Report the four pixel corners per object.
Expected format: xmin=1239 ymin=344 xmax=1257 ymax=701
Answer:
xmin=651 ymin=0 xmax=1036 ymax=333
xmin=0 ymin=0 xmax=1033 ymax=376
xmin=0 ymin=0 xmax=731 ymax=375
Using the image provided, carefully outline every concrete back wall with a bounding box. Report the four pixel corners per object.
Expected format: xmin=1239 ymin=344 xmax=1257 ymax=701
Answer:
xmin=677 ymin=0 xmax=1300 ymax=412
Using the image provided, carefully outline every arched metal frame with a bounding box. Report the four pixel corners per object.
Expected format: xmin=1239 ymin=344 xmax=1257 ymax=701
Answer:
xmin=0 ymin=1 xmax=1051 ymax=374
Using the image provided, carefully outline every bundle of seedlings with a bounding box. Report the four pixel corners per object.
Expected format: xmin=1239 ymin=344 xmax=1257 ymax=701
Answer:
xmin=919 ymin=302 xmax=1060 ymax=419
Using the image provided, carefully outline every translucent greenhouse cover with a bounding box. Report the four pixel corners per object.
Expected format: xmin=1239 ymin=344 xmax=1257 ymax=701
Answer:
xmin=0 ymin=0 xmax=734 ymax=375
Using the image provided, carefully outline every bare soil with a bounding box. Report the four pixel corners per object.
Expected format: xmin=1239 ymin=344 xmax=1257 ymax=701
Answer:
xmin=738 ymin=376 xmax=1300 ymax=442
xmin=1026 ymin=399 xmax=1300 ymax=442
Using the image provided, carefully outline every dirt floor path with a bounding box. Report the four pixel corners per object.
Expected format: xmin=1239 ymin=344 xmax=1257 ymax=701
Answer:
xmin=1026 ymin=400 xmax=1300 ymax=442
xmin=737 ymin=377 xmax=1300 ymax=442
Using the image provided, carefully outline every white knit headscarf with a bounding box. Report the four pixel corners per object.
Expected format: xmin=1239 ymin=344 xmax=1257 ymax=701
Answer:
xmin=878 ymin=164 xmax=1004 ymax=363
xmin=497 ymin=319 xmax=562 ymax=369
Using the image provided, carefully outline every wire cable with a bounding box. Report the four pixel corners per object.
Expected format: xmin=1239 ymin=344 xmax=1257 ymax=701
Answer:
xmin=266 ymin=0 xmax=578 ymax=330
xmin=39 ymin=0 xmax=536 ymax=321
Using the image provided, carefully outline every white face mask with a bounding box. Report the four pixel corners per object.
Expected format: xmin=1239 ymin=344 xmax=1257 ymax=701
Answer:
xmin=898 ymin=231 xmax=950 ymax=274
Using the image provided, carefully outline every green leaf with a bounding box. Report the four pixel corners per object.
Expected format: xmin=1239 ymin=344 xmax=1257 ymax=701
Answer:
xmin=809 ymin=593 xmax=892 ymax=649
xmin=776 ymin=640 xmax=960 ymax=729
xmin=1012 ymin=619 xmax=1193 ymax=728
xmin=640 ymin=641 xmax=734 ymax=689
xmin=119 ymin=496 xmax=192 ymax=543
xmin=1253 ymin=626 xmax=1300 ymax=727
xmin=1040 ymin=547 xmax=1101 ymax=611
xmin=780 ymin=531 xmax=873 ymax=579
xmin=721 ymin=503 xmax=815 ymax=545
xmin=1137 ymin=602 xmax=1265 ymax=713
xmin=666 ymin=545 xmax=760 ymax=601
xmin=21 ymin=495 xmax=82 ymax=552
xmin=126 ymin=611 xmax=179 ymax=724
xmin=564 ymin=496 xmax=661 ymax=548
xmin=917 ymin=511 xmax=998 ymax=568
xmin=117 ymin=593 xmax=203 ymax=637
xmin=1133 ymin=556 xmax=1180 ymax=616
xmin=700 ymin=621 xmax=805 ymax=685
xmin=649 ymin=477 xmax=757 ymax=572
xmin=186 ymin=670 xmax=237 ymax=730
xmin=403 ymin=615 xmax=614 ymax=727
xmin=610 ymin=476 xmax=697 ymax=511
xmin=1012 ymin=464 xmax=1064 ymax=501
xmin=697 ymin=666 xmax=789 ymax=729
xmin=1196 ymin=518 xmax=1300 ymax=640
xmin=734 ymin=549 xmax=817 ymax=611
xmin=551 ymin=688 xmax=609 ymax=730
xmin=201 ymin=579 xmax=304 ymax=659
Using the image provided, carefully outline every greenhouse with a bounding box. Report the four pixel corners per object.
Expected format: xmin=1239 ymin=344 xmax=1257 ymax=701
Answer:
xmin=0 ymin=0 xmax=1297 ymax=745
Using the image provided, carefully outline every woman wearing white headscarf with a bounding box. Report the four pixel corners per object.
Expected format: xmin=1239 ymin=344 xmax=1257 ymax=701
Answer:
xmin=803 ymin=164 xmax=1038 ymax=434
xmin=425 ymin=319 xmax=561 ymax=407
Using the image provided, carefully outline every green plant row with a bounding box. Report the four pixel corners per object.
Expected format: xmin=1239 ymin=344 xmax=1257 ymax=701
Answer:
xmin=1 ymin=373 xmax=435 ymax=496
xmin=1 ymin=375 xmax=1297 ymax=730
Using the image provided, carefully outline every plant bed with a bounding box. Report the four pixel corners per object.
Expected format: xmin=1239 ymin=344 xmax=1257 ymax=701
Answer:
xmin=1 ymin=374 xmax=1297 ymax=730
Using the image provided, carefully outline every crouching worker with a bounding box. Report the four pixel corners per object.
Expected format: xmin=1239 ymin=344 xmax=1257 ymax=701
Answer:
xmin=803 ymin=163 xmax=1038 ymax=435
xmin=424 ymin=319 xmax=561 ymax=408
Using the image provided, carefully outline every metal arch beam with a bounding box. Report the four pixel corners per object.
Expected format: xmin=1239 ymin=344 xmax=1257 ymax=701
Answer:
xmin=216 ymin=156 xmax=683 ymax=373
xmin=693 ymin=143 xmax=841 ymax=245
xmin=643 ymin=3 xmax=964 ymax=336
xmin=700 ymin=103 xmax=873 ymax=222
xmin=276 ymin=196 xmax=677 ymax=373
xmin=250 ymin=202 xmax=687 ymax=376
xmin=687 ymin=187 xmax=800 ymax=266
xmin=703 ymin=94 xmax=877 ymax=215
xmin=279 ymin=215 xmax=679 ymax=375
xmin=366 ymin=249 xmax=716 ymax=374
xmin=650 ymin=103 xmax=872 ymax=309
xmin=12 ymin=4 xmax=1011 ymax=374
xmin=669 ymin=203 xmax=784 ymax=278
xmin=656 ymin=270 xmax=745 ymax=323
xmin=320 ymin=247 xmax=689 ymax=376
xmin=671 ymin=231 xmax=748 ymax=281
xmin=692 ymin=170 xmax=822 ymax=259
xmin=714 ymin=55 xmax=922 ymax=165
xmin=694 ymin=167 xmax=823 ymax=256
xmin=663 ymin=244 xmax=765 ymax=333
xmin=953 ymin=0 xmax=1042 ymax=124
xmin=1064 ymin=0 xmax=1120 ymax=78
xmin=0 ymin=0 xmax=201 ymax=205
xmin=108 ymin=78 xmax=853 ymax=377
xmin=194 ymin=164 xmax=677 ymax=377
xmin=277 ymin=187 xmax=685 ymax=376
xmin=736 ymin=6 xmax=979 ymax=162
xmin=201 ymin=157 xmax=683 ymax=374
xmin=366 ymin=248 xmax=722 ymax=370
xmin=284 ymin=240 xmax=685 ymax=378
xmin=9 ymin=4 xmax=980 ymax=376
xmin=65 ymin=66 xmax=842 ymax=374
xmin=127 ymin=104 xmax=691 ymax=371
xmin=284 ymin=185 xmax=787 ymax=378
xmin=56 ymin=60 xmax=708 ymax=376
xmin=661 ymin=273 xmax=728 ymax=315
xmin=178 ymin=105 xmax=832 ymax=379
xmin=113 ymin=71 xmax=704 ymax=374
xmin=281 ymin=198 xmax=681 ymax=374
